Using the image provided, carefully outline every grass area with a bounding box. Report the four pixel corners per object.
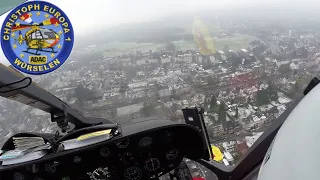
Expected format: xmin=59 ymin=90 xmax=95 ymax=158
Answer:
xmin=173 ymin=41 xmax=197 ymax=50
xmin=102 ymin=34 xmax=257 ymax=57
xmin=215 ymin=34 xmax=257 ymax=50
xmin=103 ymin=43 xmax=163 ymax=57
xmin=174 ymin=34 xmax=257 ymax=51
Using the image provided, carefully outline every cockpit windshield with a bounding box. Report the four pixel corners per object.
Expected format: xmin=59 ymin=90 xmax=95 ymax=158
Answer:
xmin=0 ymin=0 xmax=317 ymax=168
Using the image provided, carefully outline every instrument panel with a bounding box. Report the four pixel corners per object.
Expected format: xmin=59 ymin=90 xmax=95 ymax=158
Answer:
xmin=0 ymin=125 xmax=204 ymax=180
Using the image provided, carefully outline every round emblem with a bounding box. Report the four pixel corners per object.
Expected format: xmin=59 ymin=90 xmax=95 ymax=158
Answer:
xmin=1 ymin=0 xmax=74 ymax=75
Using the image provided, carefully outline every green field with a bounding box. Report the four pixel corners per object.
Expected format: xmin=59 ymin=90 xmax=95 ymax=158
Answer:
xmin=215 ymin=34 xmax=257 ymax=50
xmin=174 ymin=34 xmax=257 ymax=51
xmin=103 ymin=43 xmax=164 ymax=57
xmin=102 ymin=34 xmax=257 ymax=57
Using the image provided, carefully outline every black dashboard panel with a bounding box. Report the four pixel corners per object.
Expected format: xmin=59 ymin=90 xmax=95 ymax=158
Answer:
xmin=0 ymin=120 xmax=206 ymax=180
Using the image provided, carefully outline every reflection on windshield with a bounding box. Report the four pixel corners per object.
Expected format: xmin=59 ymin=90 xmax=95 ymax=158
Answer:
xmin=0 ymin=1 xmax=318 ymax=169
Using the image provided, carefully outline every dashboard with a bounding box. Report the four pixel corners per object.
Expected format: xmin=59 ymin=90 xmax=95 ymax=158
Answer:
xmin=0 ymin=120 xmax=207 ymax=180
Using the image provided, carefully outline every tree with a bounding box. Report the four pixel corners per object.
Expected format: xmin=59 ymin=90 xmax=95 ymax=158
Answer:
xmin=157 ymin=57 xmax=161 ymax=64
xmin=66 ymin=92 xmax=72 ymax=101
xmin=289 ymin=81 xmax=302 ymax=98
xmin=165 ymin=42 xmax=176 ymax=52
xmin=75 ymin=84 xmax=89 ymax=103
xmin=192 ymin=54 xmax=197 ymax=63
xmin=256 ymin=89 xmax=269 ymax=105
xmin=141 ymin=102 xmax=155 ymax=117
xmin=202 ymin=56 xmax=210 ymax=69
xmin=211 ymin=95 xmax=217 ymax=107
xmin=163 ymin=63 xmax=169 ymax=74
xmin=231 ymin=55 xmax=242 ymax=68
xmin=270 ymin=106 xmax=279 ymax=121
xmin=207 ymin=76 xmax=217 ymax=85
xmin=98 ymin=70 xmax=104 ymax=77
xmin=119 ymin=82 xmax=129 ymax=94
xmin=278 ymin=64 xmax=291 ymax=74
xmin=267 ymin=81 xmax=278 ymax=101
xmin=125 ymin=67 xmax=138 ymax=81
xmin=252 ymin=44 xmax=267 ymax=57
xmin=300 ymin=47 xmax=308 ymax=58
xmin=218 ymin=101 xmax=226 ymax=123
xmin=235 ymin=106 xmax=239 ymax=119
xmin=223 ymin=45 xmax=230 ymax=53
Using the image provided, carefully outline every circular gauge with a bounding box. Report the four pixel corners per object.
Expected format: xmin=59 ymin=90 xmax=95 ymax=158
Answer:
xmin=166 ymin=148 xmax=179 ymax=160
xmin=138 ymin=137 xmax=152 ymax=148
xmin=100 ymin=147 xmax=111 ymax=157
xmin=120 ymin=152 xmax=134 ymax=164
xmin=44 ymin=161 xmax=59 ymax=174
xmin=74 ymin=156 xmax=82 ymax=163
xmin=89 ymin=167 xmax=110 ymax=180
xmin=116 ymin=139 xmax=129 ymax=149
xmin=13 ymin=172 xmax=24 ymax=180
xmin=145 ymin=158 xmax=161 ymax=172
xmin=45 ymin=164 xmax=56 ymax=174
xmin=124 ymin=166 xmax=142 ymax=180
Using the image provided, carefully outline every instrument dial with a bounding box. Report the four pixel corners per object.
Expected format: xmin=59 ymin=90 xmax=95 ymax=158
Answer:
xmin=139 ymin=137 xmax=152 ymax=148
xmin=116 ymin=139 xmax=129 ymax=148
xmin=120 ymin=152 xmax=134 ymax=164
xmin=74 ymin=156 xmax=82 ymax=163
xmin=100 ymin=147 xmax=110 ymax=157
xmin=44 ymin=161 xmax=59 ymax=174
xmin=124 ymin=166 xmax=142 ymax=180
xmin=145 ymin=158 xmax=161 ymax=172
xmin=88 ymin=167 xmax=110 ymax=180
xmin=166 ymin=148 xmax=179 ymax=160
xmin=13 ymin=172 xmax=24 ymax=180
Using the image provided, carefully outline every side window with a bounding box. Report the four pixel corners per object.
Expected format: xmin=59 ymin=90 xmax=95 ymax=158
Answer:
xmin=204 ymin=78 xmax=308 ymax=166
xmin=43 ymin=32 xmax=56 ymax=39
xmin=31 ymin=32 xmax=36 ymax=39
xmin=35 ymin=31 xmax=42 ymax=39
xmin=0 ymin=98 xmax=59 ymax=147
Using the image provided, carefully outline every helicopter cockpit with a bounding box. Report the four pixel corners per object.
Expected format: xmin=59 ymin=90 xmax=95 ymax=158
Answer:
xmin=0 ymin=49 xmax=310 ymax=180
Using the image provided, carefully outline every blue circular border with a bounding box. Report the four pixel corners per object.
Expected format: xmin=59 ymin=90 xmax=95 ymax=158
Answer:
xmin=1 ymin=0 xmax=74 ymax=75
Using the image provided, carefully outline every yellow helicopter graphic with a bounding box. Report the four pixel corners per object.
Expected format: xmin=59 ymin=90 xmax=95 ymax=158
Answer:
xmin=12 ymin=17 xmax=60 ymax=55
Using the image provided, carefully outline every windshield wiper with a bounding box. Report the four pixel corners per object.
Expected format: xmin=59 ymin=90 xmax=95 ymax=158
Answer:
xmin=0 ymin=77 xmax=32 ymax=93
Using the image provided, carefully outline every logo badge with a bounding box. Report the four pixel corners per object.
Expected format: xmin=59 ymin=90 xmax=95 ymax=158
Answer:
xmin=1 ymin=1 xmax=74 ymax=75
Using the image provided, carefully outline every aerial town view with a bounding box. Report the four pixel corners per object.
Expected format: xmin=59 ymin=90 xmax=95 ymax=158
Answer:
xmin=0 ymin=3 xmax=319 ymax=179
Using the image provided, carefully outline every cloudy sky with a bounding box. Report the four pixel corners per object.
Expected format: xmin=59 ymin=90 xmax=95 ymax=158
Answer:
xmin=0 ymin=0 xmax=319 ymax=65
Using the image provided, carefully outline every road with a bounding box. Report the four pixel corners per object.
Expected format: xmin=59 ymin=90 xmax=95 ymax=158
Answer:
xmin=258 ymin=37 xmax=283 ymax=55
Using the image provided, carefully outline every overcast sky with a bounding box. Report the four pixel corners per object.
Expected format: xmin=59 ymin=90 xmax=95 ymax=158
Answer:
xmin=0 ymin=0 xmax=319 ymax=65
